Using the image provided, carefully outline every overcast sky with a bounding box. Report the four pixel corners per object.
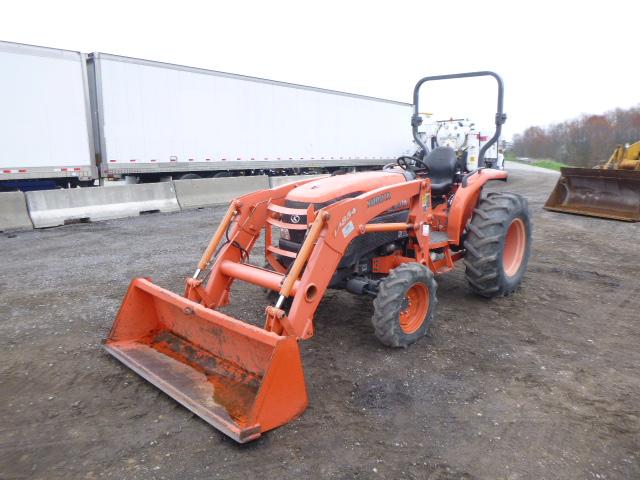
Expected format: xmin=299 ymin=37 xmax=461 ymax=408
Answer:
xmin=2 ymin=0 xmax=637 ymax=139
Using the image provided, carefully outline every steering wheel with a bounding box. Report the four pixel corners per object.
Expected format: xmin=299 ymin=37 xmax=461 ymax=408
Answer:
xmin=396 ymin=155 xmax=428 ymax=172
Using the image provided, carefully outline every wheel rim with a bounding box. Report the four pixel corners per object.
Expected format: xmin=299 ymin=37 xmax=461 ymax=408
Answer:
xmin=503 ymin=218 xmax=526 ymax=277
xmin=399 ymin=283 xmax=429 ymax=334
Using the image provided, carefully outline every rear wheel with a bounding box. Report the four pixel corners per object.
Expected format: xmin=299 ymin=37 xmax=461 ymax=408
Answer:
xmin=372 ymin=263 xmax=437 ymax=348
xmin=464 ymin=192 xmax=532 ymax=297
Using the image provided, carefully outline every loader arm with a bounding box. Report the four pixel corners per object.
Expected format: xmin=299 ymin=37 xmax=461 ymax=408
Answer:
xmin=104 ymin=176 xmax=437 ymax=442
xmin=190 ymin=178 xmax=432 ymax=339
xmin=283 ymin=178 xmax=432 ymax=339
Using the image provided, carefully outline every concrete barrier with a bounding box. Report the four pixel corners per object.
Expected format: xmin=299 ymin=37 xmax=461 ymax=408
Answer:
xmin=25 ymin=183 xmax=180 ymax=228
xmin=173 ymin=176 xmax=270 ymax=209
xmin=0 ymin=191 xmax=33 ymax=231
xmin=268 ymin=175 xmax=326 ymax=188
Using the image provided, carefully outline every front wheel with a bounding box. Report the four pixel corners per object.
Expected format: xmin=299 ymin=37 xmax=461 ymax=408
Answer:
xmin=372 ymin=263 xmax=438 ymax=348
xmin=464 ymin=192 xmax=532 ymax=297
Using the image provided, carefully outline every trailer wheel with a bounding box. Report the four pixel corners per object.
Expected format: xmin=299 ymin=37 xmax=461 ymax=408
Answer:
xmin=372 ymin=263 xmax=437 ymax=348
xmin=464 ymin=192 xmax=532 ymax=297
xmin=178 ymin=173 xmax=202 ymax=180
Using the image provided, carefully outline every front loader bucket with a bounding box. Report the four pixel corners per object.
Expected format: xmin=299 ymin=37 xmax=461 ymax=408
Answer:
xmin=104 ymin=278 xmax=307 ymax=443
xmin=544 ymin=167 xmax=640 ymax=221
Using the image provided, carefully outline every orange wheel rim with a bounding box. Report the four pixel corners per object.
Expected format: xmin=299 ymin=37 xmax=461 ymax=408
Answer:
xmin=399 ymin=283 xmax=429 ymax=334
xmin=503 ymin=218 xmax=526 ymax=277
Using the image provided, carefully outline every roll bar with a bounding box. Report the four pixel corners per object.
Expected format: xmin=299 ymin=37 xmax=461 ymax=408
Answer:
xmin=411 ymin=71 xmax=506 ymax=168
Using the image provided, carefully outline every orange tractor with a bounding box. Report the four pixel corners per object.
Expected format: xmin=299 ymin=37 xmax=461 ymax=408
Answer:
xmin=105 ymin=72 xmax=532 ymax=442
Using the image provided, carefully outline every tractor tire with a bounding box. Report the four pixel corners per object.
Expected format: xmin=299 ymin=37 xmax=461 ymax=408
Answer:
xmin=464 ymin=192 xmax=532 ymax=298
xmin=372 ymin=263 xmax=438 ymax=348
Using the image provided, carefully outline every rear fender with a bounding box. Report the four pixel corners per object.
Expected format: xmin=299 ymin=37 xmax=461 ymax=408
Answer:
xmin=447 ymin=169 xmax=508 ymax=245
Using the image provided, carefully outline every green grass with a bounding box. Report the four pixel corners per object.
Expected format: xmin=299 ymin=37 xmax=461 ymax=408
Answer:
xmin=505 ymin=151 xmax=567 ymax=171
xmin=504 ymin=151 xmax=517 ymax=162
xmin=530 ymin=159 xmax=566 ymax=171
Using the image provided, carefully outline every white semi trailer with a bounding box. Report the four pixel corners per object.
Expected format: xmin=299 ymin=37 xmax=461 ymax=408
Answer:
xmin=0 ymin=41 xmax=415 ymax=189
xmin=87 ymin=53 xmax=415 ymax=181
xmin=0 ymin=41 xmax=97 ymax=188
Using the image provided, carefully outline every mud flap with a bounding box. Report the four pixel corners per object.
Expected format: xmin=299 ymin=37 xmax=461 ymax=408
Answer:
xmin=544 ymin=168 xmax=640 ymax=222
xmin=104 ymin=278 xmax=308 ymax=443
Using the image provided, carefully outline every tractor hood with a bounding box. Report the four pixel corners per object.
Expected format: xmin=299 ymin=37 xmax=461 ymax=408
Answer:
xmin=286 ymin=171 xmax=407 ymax=205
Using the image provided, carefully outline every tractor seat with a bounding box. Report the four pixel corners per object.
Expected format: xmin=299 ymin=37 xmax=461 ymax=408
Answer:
xmin=424 ymin=147 xmax=459 ymax=195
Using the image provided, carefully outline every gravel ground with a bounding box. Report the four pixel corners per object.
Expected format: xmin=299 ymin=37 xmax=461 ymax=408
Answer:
xmin=1 ymin=169 xmax=638 ymax=480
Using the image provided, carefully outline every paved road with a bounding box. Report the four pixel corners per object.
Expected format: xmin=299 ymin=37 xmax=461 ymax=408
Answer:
xmin=503 ymin=161 xmax=560 ymax=175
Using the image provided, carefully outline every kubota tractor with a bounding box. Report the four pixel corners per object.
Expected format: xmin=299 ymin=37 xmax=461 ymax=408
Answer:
xmin=104 ymin=71 xmax=532 ymax=442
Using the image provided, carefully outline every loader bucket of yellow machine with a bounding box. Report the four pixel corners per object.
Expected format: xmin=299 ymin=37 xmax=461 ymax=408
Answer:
xmin=544 ymin=167 xmax=640 ymax=222
xmin=103 ymin=278 xmax=307 ymax=443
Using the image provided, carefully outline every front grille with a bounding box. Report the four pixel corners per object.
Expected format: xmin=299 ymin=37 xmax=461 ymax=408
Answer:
xmin=277 ymin=206 xmax=409 ymax=269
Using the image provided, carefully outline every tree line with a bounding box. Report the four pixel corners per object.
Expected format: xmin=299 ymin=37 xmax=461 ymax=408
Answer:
xmin=511 ymin=105 xmax=640 ymax=167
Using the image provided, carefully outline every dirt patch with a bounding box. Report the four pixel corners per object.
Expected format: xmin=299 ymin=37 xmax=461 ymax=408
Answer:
xmin=1 ymin=170 xmax=638 ymax=479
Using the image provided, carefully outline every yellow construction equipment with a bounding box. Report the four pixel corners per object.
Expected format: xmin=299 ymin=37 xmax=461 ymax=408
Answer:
xmin=544 ymin=141 xmax=640 ymax=221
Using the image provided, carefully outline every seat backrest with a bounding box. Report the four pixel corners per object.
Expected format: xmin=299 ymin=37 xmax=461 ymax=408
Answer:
xmin=424 ymin=147 xmax=459 ymax=194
